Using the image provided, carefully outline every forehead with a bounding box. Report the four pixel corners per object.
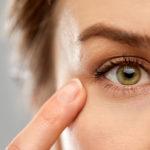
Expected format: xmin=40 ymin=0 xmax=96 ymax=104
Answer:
xmin=55 ymin=0 xmax=150 ymax=35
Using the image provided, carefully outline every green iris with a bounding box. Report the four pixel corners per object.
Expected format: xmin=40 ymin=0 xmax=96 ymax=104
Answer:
xmin=117 ymin=65 xmax=141 ymax=85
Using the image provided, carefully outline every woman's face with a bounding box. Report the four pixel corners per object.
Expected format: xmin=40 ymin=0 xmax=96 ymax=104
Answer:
xmin=52 ymin=0 xmax=150 ymax=149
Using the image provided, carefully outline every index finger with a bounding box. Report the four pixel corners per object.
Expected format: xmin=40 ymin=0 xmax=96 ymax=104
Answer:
xmin=7 ymin=79 xmax=86 ymax=150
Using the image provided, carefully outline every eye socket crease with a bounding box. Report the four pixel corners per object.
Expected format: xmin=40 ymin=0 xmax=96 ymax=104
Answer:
xmin=79 ymin=23 xmax=150 ymax=49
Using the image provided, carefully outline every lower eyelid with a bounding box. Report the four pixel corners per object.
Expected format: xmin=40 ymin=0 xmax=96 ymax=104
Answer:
xmin=94 ymin=76 xmax=150 ymax=99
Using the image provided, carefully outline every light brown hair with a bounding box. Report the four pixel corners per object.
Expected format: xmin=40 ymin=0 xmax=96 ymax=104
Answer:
xmin=10 ymin=0 xmax=56 ymax=108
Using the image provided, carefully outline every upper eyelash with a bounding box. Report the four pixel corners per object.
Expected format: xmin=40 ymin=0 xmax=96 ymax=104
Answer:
xmin=94 ymin=56 xmax=150 ymax=78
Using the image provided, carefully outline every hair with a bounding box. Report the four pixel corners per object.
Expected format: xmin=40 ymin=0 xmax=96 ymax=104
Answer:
xmin=10 ymin=0 xmax=57 ymax=108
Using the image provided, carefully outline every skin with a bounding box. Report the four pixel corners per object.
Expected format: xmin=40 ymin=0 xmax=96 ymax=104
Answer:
xmin=8 ymin=0 xmax=150 ymax=149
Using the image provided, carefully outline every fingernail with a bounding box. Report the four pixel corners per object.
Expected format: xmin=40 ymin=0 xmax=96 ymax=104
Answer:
xmin=59 ymin=79 xmax=83 ymax=103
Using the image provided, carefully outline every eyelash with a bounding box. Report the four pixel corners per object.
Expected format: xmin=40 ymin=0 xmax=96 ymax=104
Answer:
xmin=93 ymin=56 xmax=150 ymax=98
xmin=94 ymin=56 xmax=150 ymax=77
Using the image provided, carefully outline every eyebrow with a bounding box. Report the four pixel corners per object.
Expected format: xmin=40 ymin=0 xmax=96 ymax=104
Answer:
xmin=79 ymin=23 xmax=150 ymax=48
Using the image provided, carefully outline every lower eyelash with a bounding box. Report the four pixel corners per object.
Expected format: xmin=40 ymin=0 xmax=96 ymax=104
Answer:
xmin=96 ymin=77 xmax=150 ymax=99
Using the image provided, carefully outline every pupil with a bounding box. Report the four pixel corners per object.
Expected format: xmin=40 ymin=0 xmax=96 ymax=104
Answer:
xmin=117 ymin=65 xmax=141 ymax=85
xmin=123 ymin=67 xmax=135 ymax=79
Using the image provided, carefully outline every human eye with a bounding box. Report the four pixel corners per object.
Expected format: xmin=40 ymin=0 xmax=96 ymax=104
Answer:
xmin=94 ymin=56 xmax=150 ymax=98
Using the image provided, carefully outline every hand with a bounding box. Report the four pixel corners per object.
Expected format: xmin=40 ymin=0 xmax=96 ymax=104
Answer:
xmin=6 ymin=79 xmax=86 ymax=150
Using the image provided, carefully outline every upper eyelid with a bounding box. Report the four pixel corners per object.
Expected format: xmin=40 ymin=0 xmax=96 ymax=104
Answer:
xmin=94 ymin=56 xmax=150 ymax=78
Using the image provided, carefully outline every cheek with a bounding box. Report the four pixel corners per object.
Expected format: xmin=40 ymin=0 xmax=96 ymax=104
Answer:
xmin=68 ymin=83 xmax=150 ymax=150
